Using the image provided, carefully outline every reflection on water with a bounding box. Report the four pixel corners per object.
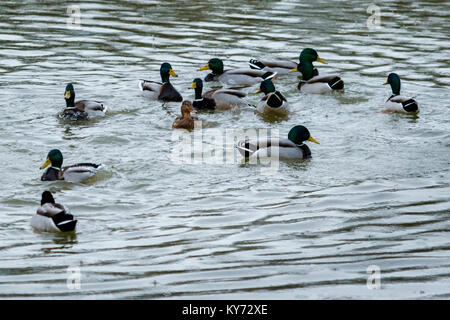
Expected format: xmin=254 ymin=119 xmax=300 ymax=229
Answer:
xmin=0 ymin=0 xmax=449 ymax=299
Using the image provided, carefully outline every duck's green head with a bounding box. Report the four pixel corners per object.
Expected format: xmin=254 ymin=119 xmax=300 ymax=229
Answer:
xmin=288 ymin=125 xmax=320 ymax=145
xmin=299 ymin=48 xmax=327 ymax=64
xmin=41 ymin=191 xmax=55 ymax=205
xmin=384 ymin=73 xmax=401 ymax=95
xmin=40 ymin=149 xmax=63 ymax=169
xmin=64 ymin=83 xmax=75 ymax=107
xmin=290 ymin=48 xmax=326 ymax=80
xmin=189 ymin=78 xmax=204 ymax=99
xmin=256 ymin=79 xmax=276 ymax=94
xmin=160 ymin=62 xmax=178 ymax=83
xmin=199 ymin=58 xmax=224 ymax=75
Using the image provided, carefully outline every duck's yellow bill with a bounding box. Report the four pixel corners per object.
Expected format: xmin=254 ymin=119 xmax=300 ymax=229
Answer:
xmin=191 ymin=109 xmax=197 ymax=113
xmin=383 ymin=81 xmax=389 ymax=85
xmin=199 ymin=64 xmax=210 ymax=71
xmin=190 ymin=82 xmax=196 ymax=89
xmin=316 ymin=57 xmax=327 ymax=64
xmin=255 ymin=89 xmax=262 ymax=93
xmin=169 ymin=69 xmax=178 ymax=77
xmin=64 ymin=91 xmax=71 ymax=99
xmin=40 ymin=157 xmax=51 ymax=170
xmin=289 ymin=67 xmax=298 ymax=73
xmin=308 ymin=136 xmax=320 ymax=144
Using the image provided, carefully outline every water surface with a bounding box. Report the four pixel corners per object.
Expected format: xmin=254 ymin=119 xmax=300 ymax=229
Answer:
xmin=0 ymin=0 xmax=449 ymax=299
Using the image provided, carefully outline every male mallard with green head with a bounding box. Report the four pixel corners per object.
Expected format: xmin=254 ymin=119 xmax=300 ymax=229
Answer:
xmin=249 ymin=50 xmax=319 ymax=77
xmin=139 ymin=62 xmax=183 ymax=102
xmin=189 ymin=78 xmax=250 ymax=110
xmin=255 ymin=79 xmax=289 ymax=114
xmin=40 ymin=149 xmax=102 ymax=182
xmin=290 ymin=48 xmax=344 ymax=93
xmin=383 ymin=73 xmax=419 ymax=114
xmin=237 ymin=125 xmax=319 ymax=160
xmin=31 ymin=191 xmax=77 ymax=232
xmin=60 ymin=83 xmax=107 ymax=121
xmin=199 ymin=58 xmax=276 ymax=87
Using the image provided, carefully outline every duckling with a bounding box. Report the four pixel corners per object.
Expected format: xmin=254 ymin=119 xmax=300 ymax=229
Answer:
xmin=172 ymin=100 xmax=198 ymax=130
xmin=237 ymin=125 xmax=319 ymax=160
xmin=189 ymin=78 xmax=250 ymax=110
xmin=40 ymin=149 xmax=102 ymax=182
xmin=249 ymin=57 xmax=318 ymax=77
xmin=31 ymin=191 xmax=77 ymax=232
xmin=60 ymin=83 xmax=107 ymax=120
xmin=290 ymin=48 xmax=344 ymax=93
xmin=255 ymin=79 xmax=289 ymax=114
xmin=383 ymin=73 xmax=419 ymax=113
xmin=199 ymin=58 xmax=276 ymax=87
xmin=139 ymin=62 xmax=183 ymax=102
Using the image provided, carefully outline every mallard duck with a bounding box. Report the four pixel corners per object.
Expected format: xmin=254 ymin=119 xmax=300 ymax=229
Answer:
xmin=189 ymin=78 xmax=251 ymax=110
xmin=255 ymin=79 xmax=289 ymax=114
xmin=60 ymin=83 xmax=107 ymax=120
xmin=199 ymin=58 xmax=276 ymax=87
xmin=249 ymin=57 xmax=319 ymax=77
xmin=237 ymin=125 xmax=319 ymax=160
xmin=290 ymin=48 xmax=344 ymax=93
xmin=383 ymin=73 xmax=419 ymax=113
xmin=31 ymin=191 xmax=77 ymax=232
xmin=139 ymin=62 xmax=183 ymax=102
xmin=40 ymin=149 xmax=102 ymax=182
xmin=172 ymin=100 xmax=198 ymax=130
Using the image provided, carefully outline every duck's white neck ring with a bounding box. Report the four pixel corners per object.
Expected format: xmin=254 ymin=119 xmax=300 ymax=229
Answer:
xmin=51 ymin=166 xmax=61 ymax=171
xmin=194 ymin=98 xmax=203 ymax=102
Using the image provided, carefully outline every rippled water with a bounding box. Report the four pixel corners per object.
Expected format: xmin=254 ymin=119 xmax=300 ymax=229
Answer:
xmin=0 ymin=0 xmax=449 ymax=299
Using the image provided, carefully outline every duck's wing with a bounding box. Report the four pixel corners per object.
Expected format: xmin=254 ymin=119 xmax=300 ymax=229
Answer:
xmin=203 ymin=89 xmax=219 ymax=100
xmin=76 ymin=100 xmax=107 ymax=117
xmin=62 ymin=163 xmax=102 ymax=182
xmin=256 ymin=59 xmax=298 ymax=70
xmin=305 ymin=74 xmax=339 ymax=83
xmin=225 ymin=69 xmax=275 ymax=79
xmin=139 ymin=80 xmax=162 ymax=92
xmin=213 ymin=89 xmax=246 ymax=98
xmin=37 ymin=203 xmax=65 ymax=217
xmin=158 ymin=82 xmax=183 ymax=102
xmin=237 ymin=138 xmax=294 ymax=158
xmin=76 ymin=100 xmax=106 ymax=111
xmin=388 ymin=95 xmax=409 ymax=103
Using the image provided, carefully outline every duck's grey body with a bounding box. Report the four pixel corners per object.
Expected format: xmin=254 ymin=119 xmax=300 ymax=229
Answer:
xmin=237 ymin=137 xmax=311 ymax=160
xmin=61 ymin=100 xmax=107 ymax=120
xmin=31 ymin=203 xmax=77 ymax=232
xmin=385 ymin=94 xmax=419 ymax=113
xmin=41 ymin=163 xmax=102 ymax=182
xmin=207 ymin=69 xmax=276 ymax=87
xmin=204 ymin=88 xmax=249 ymax=109
xmin=298 ymin=74 xmax=344 ymax=93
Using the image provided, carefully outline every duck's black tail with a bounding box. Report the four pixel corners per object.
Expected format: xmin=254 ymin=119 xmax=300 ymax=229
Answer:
xmin=262 ymin=71 xmax=277 ymax=80
xmin=402 ymin=99 xmax=418 ymax=112
xmin=52 ymin=212 xmax=77 ymax=232
xmin=249 ymin=59 xmax=266 ymax=70
xmin=328 ymin=76 xmax=344 ymax=90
